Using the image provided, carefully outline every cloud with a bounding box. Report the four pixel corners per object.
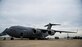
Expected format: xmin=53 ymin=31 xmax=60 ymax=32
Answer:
xmin=0 ymin=0 xmax=82 ymax=37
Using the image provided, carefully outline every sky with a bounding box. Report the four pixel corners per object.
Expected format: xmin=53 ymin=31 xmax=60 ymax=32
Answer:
xmin=0 ymin=0 xmax=82 ymax=38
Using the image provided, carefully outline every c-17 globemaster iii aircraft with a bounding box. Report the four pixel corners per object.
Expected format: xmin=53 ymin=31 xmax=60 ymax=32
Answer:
xmin=0 ymin=23 xmax=76 ymax=40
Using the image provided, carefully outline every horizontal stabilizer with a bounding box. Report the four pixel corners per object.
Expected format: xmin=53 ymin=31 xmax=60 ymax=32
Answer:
xmin=0 ymin=32 xmax=7 ymax=36
xmin=44 ymin=23 xmax=61 ymax=30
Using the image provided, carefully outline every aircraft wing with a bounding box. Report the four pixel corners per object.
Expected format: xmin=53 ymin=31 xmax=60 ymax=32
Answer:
xmin=53 ymin=30 xmax=77 ymax=33
xmin=37 ymin=29 xmax=76 ymax=33
xmin=37 ymin=29 xmax=48 ymax=33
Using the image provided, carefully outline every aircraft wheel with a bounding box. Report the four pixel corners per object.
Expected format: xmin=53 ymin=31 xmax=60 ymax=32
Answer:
xmin=3 ymin=37 xmax=6 ymax=40
xmin=29 ymin=38 xmax=35 ymax=40
xmin=10 ymin=37 xmax=14 ymax=40
xmin=37 ymin=38 xmax=43 ymax=40
xmin=37 ymin=38 xmax=48 ymax=40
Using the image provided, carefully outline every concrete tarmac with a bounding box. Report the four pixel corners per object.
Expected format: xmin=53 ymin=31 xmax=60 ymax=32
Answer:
xmin=0 ymin=39 xmax=82 ymax=47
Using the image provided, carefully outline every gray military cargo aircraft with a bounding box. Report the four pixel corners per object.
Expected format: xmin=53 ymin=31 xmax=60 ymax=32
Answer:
xmin=0 ymin=23 xmax=76 ymax=40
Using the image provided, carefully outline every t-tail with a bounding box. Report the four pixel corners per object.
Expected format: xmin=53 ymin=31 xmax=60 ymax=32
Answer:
xmin=0 ymin=28 xmax=8 ymax=36
xmin=44 ymin=23 xmax=60 ymax=30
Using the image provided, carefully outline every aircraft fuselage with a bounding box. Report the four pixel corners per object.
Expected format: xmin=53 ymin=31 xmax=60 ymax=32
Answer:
xmin=5 ymin=26 xmax=48 ymax=38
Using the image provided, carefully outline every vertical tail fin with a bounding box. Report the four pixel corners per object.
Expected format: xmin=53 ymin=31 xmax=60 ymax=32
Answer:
xmin=0 ymin=28 xmax=8 ymax=36
xmin=44 ymin=23 xmax=60 ymax=30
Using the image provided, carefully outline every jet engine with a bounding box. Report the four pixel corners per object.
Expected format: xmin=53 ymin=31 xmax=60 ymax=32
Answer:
xmin=48 ymin=31 xmax=55 ymax=35
xmin=32 ymin=29 xmax=41 ymax=34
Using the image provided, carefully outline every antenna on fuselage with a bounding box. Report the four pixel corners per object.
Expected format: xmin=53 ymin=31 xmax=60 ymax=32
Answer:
xmin=44 ymin=23 xmax=61 ymax=30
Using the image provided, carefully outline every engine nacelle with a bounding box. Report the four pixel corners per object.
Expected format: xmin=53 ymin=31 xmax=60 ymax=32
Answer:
xmin=48 ymin=31 xmax=55 ymax=35
xmin=32 ymin=29 xmax=41 ymax=34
